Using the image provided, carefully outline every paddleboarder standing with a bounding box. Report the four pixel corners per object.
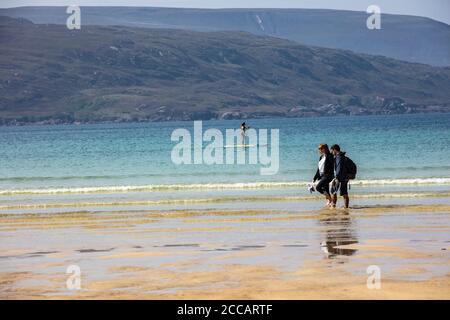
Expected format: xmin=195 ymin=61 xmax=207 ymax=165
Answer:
xmin=240 ymin=122 xmax=250 ymax=145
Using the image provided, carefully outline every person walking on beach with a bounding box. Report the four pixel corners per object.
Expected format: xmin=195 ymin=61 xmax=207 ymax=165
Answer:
xmin=312 ymin=144 xmax=334 ymax=206
xmin=330 ymin=144 xmax=350 ymax=208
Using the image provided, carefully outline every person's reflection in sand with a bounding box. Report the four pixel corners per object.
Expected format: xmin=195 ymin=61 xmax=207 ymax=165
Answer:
xmin=319 ymin=210 xmax=358 ymax=261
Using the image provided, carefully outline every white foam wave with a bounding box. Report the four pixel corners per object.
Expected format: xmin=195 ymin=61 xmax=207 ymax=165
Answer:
xmin=0 ymin=191 xmax=449 ymax=211
xmin=0 ymin=178 xmax=449 ymax=196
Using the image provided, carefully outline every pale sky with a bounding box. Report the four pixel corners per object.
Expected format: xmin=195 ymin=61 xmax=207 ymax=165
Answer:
xmin=1 ymin=0 xmax=449 ymax=25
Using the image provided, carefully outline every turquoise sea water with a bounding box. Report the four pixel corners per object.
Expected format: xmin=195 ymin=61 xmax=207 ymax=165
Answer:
xmin=0 ymin=113 xmax=449 ymax=193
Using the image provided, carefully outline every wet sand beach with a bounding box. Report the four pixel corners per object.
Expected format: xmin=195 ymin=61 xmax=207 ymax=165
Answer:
xmin=1 ymin=195 xmax=449 ymax=299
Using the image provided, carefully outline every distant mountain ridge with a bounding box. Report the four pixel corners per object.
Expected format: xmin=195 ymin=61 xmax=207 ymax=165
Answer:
xmin=1 ymin=16 xmax=449 ymax=125
xmin=1 ymin=6 xmax=450 ymax=66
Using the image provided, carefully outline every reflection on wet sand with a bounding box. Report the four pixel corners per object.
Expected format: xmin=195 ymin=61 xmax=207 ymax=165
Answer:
xmin=319 ymin=211 xmax=358 ymax=259
xmin=0 ymin=202 xmax=449 ymax=299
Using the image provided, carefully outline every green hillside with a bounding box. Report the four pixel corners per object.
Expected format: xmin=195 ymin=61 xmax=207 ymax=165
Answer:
xmin=0 ymin=16 xmax=449 ymax=124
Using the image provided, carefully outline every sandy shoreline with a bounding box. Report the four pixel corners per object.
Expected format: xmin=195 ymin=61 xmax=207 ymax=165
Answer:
xmin=0 ymin=200 xmax=449 ymax=299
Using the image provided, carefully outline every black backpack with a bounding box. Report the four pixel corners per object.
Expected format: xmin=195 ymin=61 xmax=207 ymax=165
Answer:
xmin=344 ymin=156 xmax=357 ymax=180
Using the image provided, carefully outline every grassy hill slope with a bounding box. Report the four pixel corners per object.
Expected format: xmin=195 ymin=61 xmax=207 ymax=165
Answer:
xmin=0 ymin=17 xmax=449 ymax=124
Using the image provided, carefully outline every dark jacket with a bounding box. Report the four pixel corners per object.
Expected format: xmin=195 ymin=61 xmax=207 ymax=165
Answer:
xmin=334 ymin=152 xmax=348 ymax=181
xmin=313 ymin=152 xmax=334 ymax=181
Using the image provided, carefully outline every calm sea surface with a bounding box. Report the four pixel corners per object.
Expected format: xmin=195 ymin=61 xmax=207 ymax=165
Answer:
xmin=0 ymin=113 xmax=449 ymax=199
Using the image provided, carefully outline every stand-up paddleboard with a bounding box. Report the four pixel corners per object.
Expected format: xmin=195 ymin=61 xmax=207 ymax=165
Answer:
xmin=223 ymin=144 xmax=267 ymax=148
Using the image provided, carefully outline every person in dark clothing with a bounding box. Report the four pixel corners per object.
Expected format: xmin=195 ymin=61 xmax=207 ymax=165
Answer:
xmin=313 ymin=144 xmax=334 ymax=206
xmin=330 ymin=144 xmax=350 ymax=208
xmin=240 ymin=122 xmax=250 ymax=144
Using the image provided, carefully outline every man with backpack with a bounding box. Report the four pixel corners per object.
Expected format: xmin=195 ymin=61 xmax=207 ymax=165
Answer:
xmin=330 ymin=144 xmax=357 ymax=208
